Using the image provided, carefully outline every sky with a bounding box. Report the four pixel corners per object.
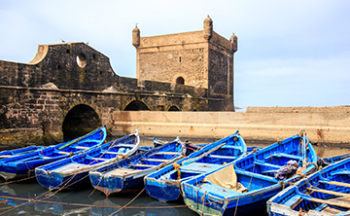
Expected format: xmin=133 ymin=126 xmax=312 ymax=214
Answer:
xmin=0 ymin=0 xmax=349 ymax=109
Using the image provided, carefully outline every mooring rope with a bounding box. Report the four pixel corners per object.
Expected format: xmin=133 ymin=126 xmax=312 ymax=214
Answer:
xmin=0 ymin=194 xmax=209 ymax=210
xmin=108 ymin=188 xmax=145 ymax=216
xmin=0 ymin=201 xmax=27 ymax=216
xmin=42 ymin=123 xmax=59 ymax=144
xmin=233 ymin=163 xmax=256 ymax=216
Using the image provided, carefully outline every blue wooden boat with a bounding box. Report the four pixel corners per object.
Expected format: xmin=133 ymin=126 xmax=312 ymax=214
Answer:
xmin=318 ymin=152 xmax=350 ymax=168
xmin=89 ymin=138 xmax=185 ymax=196
xmin=267 ymin=157 xmax=350 ymax=216
xmin=35 ymin=130 xmax=140 ymax=190
xmin=144 ymin=131 xmax=247 ymax=202
xmin=0 ymin=126 xmax=107 ymax=181
xmin=181 ymin=133 xmax=318 ymax=216
xmin=0 ymin=145 xmax=45 ymax=159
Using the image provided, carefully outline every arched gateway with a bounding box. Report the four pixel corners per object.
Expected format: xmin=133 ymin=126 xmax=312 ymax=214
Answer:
xmin=62 ymin=104 xmax=102 ymax=141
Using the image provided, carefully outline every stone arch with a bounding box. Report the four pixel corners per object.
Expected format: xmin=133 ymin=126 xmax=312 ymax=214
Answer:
xmin=173 ymin=74 xmax=187 ymax=85
xmin=168 ymin=105 xmax=181 ymax=111
xmin=124 ymin=100 xmax=150 ymax=111
xmin=62 ymin=104 xmax=102 ymax=141
xmin=176 ymin=76 xmax=185 ymax=85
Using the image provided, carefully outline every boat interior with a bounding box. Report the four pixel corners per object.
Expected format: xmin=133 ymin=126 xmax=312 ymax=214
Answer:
xmin=272 ymin=161 xmax=350 ymax=214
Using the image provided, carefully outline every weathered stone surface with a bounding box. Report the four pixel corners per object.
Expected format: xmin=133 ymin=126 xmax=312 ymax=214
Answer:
xmin=0 ymin=17 xmax=237 ymax=145
xmin=246 ymin=106 xmax=350 ymax=113
xmin=135 ymin=16 xmax=236 ymax=111
xmin=112 ymin=110 xmax=350 ymax=145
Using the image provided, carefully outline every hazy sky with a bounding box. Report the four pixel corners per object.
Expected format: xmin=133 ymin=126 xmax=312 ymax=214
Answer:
xmin=1 ymin=0 xmax=349 ymax=108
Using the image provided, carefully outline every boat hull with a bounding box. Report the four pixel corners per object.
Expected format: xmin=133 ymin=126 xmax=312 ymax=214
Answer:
xmin=0 ymin=126 xmax=107 ymax=181
xmin=36 ymin=169 xmax=91 ymax=190
xmin=181 ymin=134 xmax=317 ymax=216
xmin=90 ymin=139 xmax=185 ymax=196
xmin=35 ymin=130 xmax=139 ymax=191
xmin=144 ymin=180 xmax=181 ymax=202
xmin=144 ymin=131 xmax=247 ymax=202
xmin=91 ymin=172 xmax=145 ymax=196
xmin=184 ymin=197 xmax=270 ymax=216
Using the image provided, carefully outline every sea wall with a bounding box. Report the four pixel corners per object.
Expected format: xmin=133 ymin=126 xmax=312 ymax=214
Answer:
xmin=111 ymin=106 xmax=350 ymax=145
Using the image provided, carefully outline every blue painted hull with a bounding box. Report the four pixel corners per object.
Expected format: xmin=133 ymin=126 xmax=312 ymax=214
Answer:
xmin=182 ymin=134 xmax=318 ymax=216
xmin=144 ymin=131 xmax=247 ymax=202
xmin=0 ymin=126 xmax=107 ymax=181
xmin=0 ymin=146 xmax=44 ymax=159
xmin=36 ymin=131 xmax=139 ymax=190
xmin=90 ymin=167 xmax=152 ymax=195
xmin=89 ymin=138 xmax=185 ymax=196
xmin=145 ymin=183 xmax=181 ymax=202
xmin=36 ymin=169 xmax=91 ymax=190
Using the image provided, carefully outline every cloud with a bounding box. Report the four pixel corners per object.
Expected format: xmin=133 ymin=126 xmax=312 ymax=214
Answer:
xmin=0 ymin=0 xmax=349 ymax=107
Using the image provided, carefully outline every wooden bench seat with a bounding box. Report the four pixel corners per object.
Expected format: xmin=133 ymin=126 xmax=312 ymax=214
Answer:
xmin=320 ymin=181 xmax=350 ymax=188
xmin=308 ymin=187 xmax=350 ymax=198
xmin=209 ymin=155 xmax=236 ymax=160
xmin=75 ymin=146 xmax=90 ymax=150
xmin=134 ymin=164 xmax=155 ymax=168
xmin=147 ymin=158 xmax=169 ymax=162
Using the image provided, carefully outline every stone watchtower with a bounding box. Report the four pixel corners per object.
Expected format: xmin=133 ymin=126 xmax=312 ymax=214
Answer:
xmin=133 ymin=15 xmax=237 ymax=104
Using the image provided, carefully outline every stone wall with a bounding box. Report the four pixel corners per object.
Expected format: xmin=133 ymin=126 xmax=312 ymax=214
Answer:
xmin=0 ymin=87 xmax=61 ymax=145
xmin=137 ymin=31 xmax=209 ymax=88
xmin=135 ymin=30 xmax=235 ymax=98
xmin=0 ymin=38 xmax=235 ymax=145
xmin=112 ymin=108 xmax=350 ymax=145
xmin=246 ymin=106 xmax=350 ymax=113
xmin=0 ymin=43 xmax=119 ymax=90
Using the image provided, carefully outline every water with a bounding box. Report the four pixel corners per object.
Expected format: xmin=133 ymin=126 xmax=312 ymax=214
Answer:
xmin=0 ymin=138 xmax=349 ymax=215
xmin=0 ymin=179 xmax=196 ymax=216
xmin=0 ymin=137 xmax=199 ymax=216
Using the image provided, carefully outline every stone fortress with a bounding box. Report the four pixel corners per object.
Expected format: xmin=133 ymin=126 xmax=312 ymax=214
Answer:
xmin=0 ymin=16 xmax=238 ymax=144
xmin=134 ymin=15 xmax=237 ymax=100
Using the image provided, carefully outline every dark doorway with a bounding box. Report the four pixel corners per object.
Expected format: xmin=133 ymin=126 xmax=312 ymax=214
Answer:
xmin=62 ymin=104 xmax=101 ymax=141
xmin=124 ymin=100 xmax=150 ymax=111
xmin=168 ymin=106 xmax=180 ymax=111
xmin=176 ymin=77 xmax=185 ymax=85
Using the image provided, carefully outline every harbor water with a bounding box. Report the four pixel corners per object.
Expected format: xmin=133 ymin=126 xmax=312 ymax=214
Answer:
xmin=0 ymin=136 xmax=349 ymax=216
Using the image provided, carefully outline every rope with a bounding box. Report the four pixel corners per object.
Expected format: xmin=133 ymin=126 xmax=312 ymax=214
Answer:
xmin=279 ymin=181 xmax=285 ymax=190
xmin=0 ymin=194 xmax=209 ymax=209
xmin=42 ymin=123 xmax=59 ymax=144
xmin=173 ymin=163 xmax=181 ymax=180
xmin=307 ymin=162 xmax=318 ymax=171
xmin=234 ymin=163 xmax=255 ymax=216
xmin=200 ymin=191 xmax=208 ymax=216
xmin=0 ymin=201 xmax=27 ymax=216
xmin=108 ymin=188 xmax=145 ymax=216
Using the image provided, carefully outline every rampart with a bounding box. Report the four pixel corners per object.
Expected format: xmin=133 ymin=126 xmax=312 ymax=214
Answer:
xmin=112 ymin=106 xmax=350 ymax=145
